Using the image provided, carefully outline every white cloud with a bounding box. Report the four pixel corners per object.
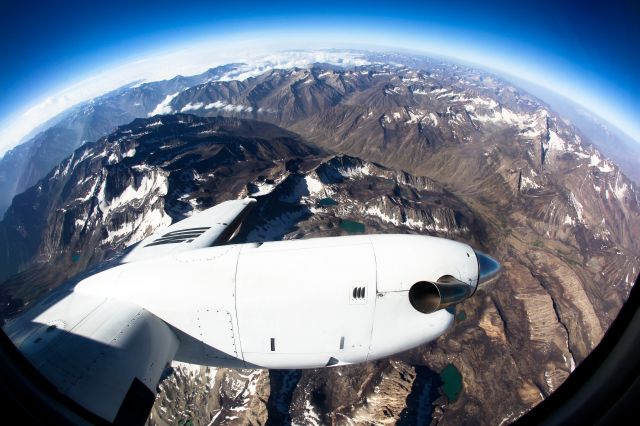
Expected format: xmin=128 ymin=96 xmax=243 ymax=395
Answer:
xmin=179 ymin=102 xmax=204 ymax=113
xmin=216 ymin=50 xmax=371 ymax=82
xmin=149 ymin=92 xmax=180 ymax=116
xmin=204 ymin=101 xmax=226 ymax=110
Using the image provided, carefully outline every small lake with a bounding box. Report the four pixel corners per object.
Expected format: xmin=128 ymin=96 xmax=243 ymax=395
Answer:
xmin=440 ymin=363 xmax=463 ymax=402
xmin=339 ymin=219 xmax=365 ymax=233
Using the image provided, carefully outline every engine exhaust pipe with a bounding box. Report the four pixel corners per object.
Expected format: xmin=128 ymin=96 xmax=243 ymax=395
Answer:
xmin=408 ymin=276 xmax=474 ymax=314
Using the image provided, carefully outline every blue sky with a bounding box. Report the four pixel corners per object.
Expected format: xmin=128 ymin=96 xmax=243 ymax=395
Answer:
xmin=0 ymin=0 xmax=639 ymax=152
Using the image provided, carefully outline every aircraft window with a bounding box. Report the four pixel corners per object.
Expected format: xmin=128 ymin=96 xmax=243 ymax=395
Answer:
xmin=0 ymin=4 xmax=637 ymax=425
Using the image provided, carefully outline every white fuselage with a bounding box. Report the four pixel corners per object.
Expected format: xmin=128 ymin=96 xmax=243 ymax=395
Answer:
xmin=74 ymin=234 xmax=479 ymax=369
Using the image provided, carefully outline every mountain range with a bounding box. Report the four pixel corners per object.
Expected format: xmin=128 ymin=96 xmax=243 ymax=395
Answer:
xmin=2 ymin=51 xmax=639 ymax=219
xmin=0 ymin=64 xmax=242 ymax=217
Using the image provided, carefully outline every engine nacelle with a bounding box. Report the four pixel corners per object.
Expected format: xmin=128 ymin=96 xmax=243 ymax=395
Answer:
xmin=73 ymin=234 xmax=496 ymax=369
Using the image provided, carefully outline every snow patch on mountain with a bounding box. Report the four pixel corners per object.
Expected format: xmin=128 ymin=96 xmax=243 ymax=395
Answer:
xmin=302 ymin=399 xmax=322 ymax=426
xmin=73 ymin=176 xmax=101 ymax=203
xmin=335 ymin=162 xmax=372 ymax=179
xmin=469 ymin=106 xmax=547 ymax=136
xmin=404 ymin=108 xmax=426 ymax=124
xmin=568 ymin=192 xmax=584 ymax=223
xmin=548 ymin=131 xmax=568 ymax=151
xmin=177 ymin=193 xmax=201 ymax=214
xmin=611 ymin=172 xmax=629 ymax=200
xmin=227 ymin=370 xmax=262 ymax=403
xmin=280 ymin=173 xmax=333 ymax=204
xmin=520 ymin=175 xmax=540 ymax=190
xmin=598 ymin=162 xmax=614 ymax=173
xmin=355 ymin=197 xmax=463 ymax=234
xmin=593 ymin=218 xmax=612 ymax=241
xmin=247 ymin=174 xmax=288 ymax=197
xmin=385 ymin=86 xmax=405 ymax=96
xmin=172 ymin=361 xmax=217 ymax=385
xmin=430 ymin=87 xmax=448 ymax=95
xmin=104 ymin=206 xmax=171 ymax=245
xmin=98 ymin=170 xmax=169 ymax=216
xmin=472 ymin=97 xmax=499 ymax=109
xmin=564 ymin=214 xmax=575 ymax=226
xmin=362 ymin=204 xmax=402 ymax=227
xmin=589 ymin=153 xmax=614 ymax=173
xmin=249 ymin=181 xmax=276 ymax=197
xmin=304 ymin=175 xmax=325 ymax=195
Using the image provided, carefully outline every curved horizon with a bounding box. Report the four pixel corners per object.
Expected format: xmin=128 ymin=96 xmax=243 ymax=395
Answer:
xmin=1 ymin=5 xmax=639 ymax=154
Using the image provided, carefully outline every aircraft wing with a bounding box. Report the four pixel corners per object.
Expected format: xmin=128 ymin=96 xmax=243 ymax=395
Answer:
xmin=4 ymin=291 xmax=179 ymax=424
xmin=121 ymin=198 xmax=256 ymax=263
xmin=2 ymin=198 xmax=257 ymax=423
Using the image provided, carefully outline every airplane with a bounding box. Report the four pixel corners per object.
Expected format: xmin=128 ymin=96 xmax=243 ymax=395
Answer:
xmin=3 ymin=197 xmax=500 ymax=423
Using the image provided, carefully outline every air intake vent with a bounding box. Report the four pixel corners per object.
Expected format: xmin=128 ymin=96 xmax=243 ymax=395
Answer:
xmin=352 ymin=286 xmax=366 ymax=299
xmin=350 ymin=286 xmax=367 ymax=304
xmin=145 ymin=227 xmax=210 ymax=247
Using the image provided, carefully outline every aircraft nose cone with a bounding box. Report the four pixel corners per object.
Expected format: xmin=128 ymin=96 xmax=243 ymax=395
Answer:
xmin=475 ymin=251 xmax=501 ymax=284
